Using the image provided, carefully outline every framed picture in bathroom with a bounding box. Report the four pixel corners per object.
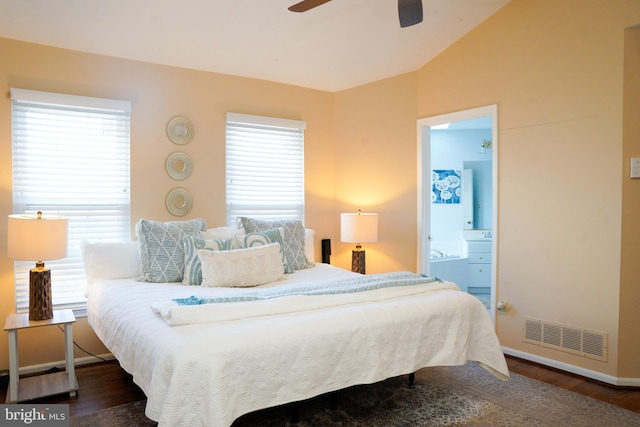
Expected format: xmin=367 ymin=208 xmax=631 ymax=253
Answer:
xmin=432 ymin=169 xmax=461 ymax=204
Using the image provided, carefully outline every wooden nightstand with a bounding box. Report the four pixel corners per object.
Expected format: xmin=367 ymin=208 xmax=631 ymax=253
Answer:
xmin=4 ymin=309 xmax=78 ymax=403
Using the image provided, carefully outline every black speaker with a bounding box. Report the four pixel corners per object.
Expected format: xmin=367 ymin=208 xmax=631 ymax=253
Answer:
xmin=321 ymin=239 xmax=331 ymax=264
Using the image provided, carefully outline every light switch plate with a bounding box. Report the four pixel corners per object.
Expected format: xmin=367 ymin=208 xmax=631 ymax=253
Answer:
xmin=631 ymin=158 xmax=640 ymax=179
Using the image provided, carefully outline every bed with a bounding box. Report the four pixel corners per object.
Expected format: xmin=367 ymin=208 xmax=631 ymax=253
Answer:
xmin=81 ymin=218 xmax=509 ymax=427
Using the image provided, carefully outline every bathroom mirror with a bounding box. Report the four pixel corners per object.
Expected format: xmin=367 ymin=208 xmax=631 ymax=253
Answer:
xmin=165 ymin=187 xmax=193 ymax=217
xmin=165 ymin=151 xmax=193 ymax=181
xmin=166 ymin=116 xmax=194 ymax=145
xmin=462 ymin=160 xmax=492 ymax=230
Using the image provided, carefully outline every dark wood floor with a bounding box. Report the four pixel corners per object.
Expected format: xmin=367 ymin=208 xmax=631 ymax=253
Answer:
xmin=1 ymin=355 xmax=639 ymax=417
xmin=505 ymin=356 xmax=640 ymax=413
xmin=0 ymin=361 xmax=146 ymax=417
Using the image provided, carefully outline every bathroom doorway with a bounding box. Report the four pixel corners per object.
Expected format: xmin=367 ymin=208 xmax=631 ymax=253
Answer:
xmin=417 ymin=105 xmax=498 ymax=317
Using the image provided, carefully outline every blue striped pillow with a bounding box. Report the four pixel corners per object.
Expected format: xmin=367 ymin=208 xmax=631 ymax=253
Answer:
xmin=240 ymin=217 xmax=313 ymax=270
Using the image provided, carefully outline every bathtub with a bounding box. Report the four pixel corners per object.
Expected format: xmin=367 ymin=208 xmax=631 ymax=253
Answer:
xmin=430 ymin=255 xmax=461 ymax=261
xmin=429 ymin=256 xmax=469 ymax=292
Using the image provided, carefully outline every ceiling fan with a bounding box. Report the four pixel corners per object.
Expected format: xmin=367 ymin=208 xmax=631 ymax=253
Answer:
xmin=288 ymin=0 xmax=423 ymax=28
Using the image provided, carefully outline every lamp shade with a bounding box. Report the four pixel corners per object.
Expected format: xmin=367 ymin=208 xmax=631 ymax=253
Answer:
xmin=7 ymin=213 xmax=69 ymax=261
xmin=340 ymin=212 xmax=378 ymax=244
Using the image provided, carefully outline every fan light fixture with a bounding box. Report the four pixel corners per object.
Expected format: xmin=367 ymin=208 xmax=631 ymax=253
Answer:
xmin=289 ymin=0 xmax=423 ymax=28
xmin=398 ymin=0 xmax=423 ymax=28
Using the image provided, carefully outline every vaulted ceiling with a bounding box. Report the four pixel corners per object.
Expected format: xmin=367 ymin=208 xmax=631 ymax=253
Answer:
xmin=0 ymin=0 xmax=510 ymax=92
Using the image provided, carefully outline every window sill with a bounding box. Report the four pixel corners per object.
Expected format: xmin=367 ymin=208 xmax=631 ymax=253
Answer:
xmin=72 ymin=308 xmax=87 ymax=318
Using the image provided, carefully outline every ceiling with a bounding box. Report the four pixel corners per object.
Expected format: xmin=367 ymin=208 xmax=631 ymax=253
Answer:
xmin=0 ymin=0 xmax=510 ymax=92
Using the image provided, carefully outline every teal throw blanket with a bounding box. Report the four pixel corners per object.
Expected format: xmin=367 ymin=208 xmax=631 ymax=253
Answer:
xmin=174 ymin=272 xmax=437 ymax=306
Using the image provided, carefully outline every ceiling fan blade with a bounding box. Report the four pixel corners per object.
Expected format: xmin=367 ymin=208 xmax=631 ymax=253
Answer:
xmin=398 ymin=0 xmax=423 ymax=28
xmin=288 ymin=0 xmax=332 ymax=13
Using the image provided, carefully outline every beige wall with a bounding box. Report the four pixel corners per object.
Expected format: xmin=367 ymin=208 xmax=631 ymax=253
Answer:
xmin=2 ymin=0 xmax=640 ymax=382
xmin=332 ymin=73 xmax=419 ymax=273
xmin=412 ymin=0 xmax=640 ymax=378
xmin=620 ymin=26 xmax=640 ymax=378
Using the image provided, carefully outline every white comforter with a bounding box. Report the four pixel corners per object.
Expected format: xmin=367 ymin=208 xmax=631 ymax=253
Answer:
xmin=87 ymin=263 xmax=509 ymax=427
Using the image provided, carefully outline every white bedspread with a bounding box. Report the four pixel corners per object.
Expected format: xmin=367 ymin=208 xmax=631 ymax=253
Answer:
xmin=87 ymin=263 xmax=508 ymax=427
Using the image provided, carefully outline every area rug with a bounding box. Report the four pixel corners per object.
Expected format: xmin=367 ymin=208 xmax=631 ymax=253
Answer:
xmin=70 ymin=362 xmax=640 ymax=426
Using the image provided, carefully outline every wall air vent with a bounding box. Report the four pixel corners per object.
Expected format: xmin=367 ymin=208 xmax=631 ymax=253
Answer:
xmin=523 ymin=317 xmax=607 ymax=362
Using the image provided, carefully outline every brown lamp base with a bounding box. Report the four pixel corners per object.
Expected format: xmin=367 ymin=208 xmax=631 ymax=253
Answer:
xmin=29 ymin=263 xmax=53 ymax=321
xmin=351 ymin=249 xmax=366 ymax=275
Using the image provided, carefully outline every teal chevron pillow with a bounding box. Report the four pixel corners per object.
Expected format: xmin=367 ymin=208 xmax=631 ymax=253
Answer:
xmin=240 ymin=217 xmax=313 ymax=270
xmin=241 ymin=228 xmax=293 ymax=274
xmin=136 ymin=218 xmax=207 ymax=283
xmin=182 ymin=235 xmax=233 ymax=286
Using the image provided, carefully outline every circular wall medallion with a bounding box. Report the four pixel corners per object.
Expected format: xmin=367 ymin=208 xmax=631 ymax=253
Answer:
xmin=165 ymin=151 xmax=193 ymax=181
xmin=165 ymin=187 xmax=193 ymax=217
xmin=166 ymin=116 xmax=194 ymax=145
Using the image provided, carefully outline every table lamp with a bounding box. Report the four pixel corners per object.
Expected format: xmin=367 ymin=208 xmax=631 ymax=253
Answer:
xmin=7 ymin=212 xmax=68 ymax=320
xmin=340 ymin=210 xmax=378 ymax=274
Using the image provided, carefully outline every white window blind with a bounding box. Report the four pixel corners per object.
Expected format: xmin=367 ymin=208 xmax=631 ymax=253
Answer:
xmin=11 ymin=88 xmax=131 ymax=314
xmin=225 ymin=113 xmax=306 ymax=225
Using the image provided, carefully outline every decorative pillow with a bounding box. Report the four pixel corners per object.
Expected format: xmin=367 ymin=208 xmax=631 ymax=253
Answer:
xmin=239 ymin=217 xmax=313 ymax=270
xmin=201 ymin=225 xmax=244 ymax=240
xmin=304 ymin=228 xmax=316 ymax=262
xmin=240 ymin=228 xmax=293 ymax=274
xmin=199 ymin=243 xmax=284 ymax=288
xmin=136 ymin=218 xmax=207 ymax=283
xmin=80 ymin=240 xmax=139 ymax=285
xmin=182 ymin=235 xmax=233 ymax=286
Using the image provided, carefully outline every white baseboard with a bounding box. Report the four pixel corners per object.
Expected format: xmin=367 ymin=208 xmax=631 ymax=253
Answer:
xmin=15 ymin=353 xmax=115 ymax=376
xmin=503 ymin=347 xmax=640 ymax=387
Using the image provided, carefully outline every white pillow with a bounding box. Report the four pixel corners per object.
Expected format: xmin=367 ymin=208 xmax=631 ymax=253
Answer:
xmin=201 ymin=225 xmax=244 ymax=240
xmin=304 ymin=228 xmax=315 ymax=262
xmin=80 ymin=240 xmax=140 ymax=285
xmin=199 ymin=243 xmax=284 ymax=288
xmin=237 ymin=228 xmax=293 ymax=273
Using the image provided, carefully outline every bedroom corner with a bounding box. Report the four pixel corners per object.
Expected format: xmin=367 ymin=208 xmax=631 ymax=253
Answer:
xmin=0 ymin=35 xmax=338 ymax=373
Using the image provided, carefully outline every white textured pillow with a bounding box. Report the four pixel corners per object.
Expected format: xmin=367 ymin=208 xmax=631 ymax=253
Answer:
xmin=239 ymin=228 xmax=293 ymax=274
xmin=80 ymin=240 xmax=139 ymax=285
xmin=199 ymin=243 xmax=284 ymax=288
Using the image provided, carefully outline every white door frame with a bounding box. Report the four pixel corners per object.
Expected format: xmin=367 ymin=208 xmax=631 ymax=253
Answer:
xmin=417 ymin=104 xmax=498 ymax=318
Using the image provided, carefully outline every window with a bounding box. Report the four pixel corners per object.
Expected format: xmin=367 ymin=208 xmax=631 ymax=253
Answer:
xmin=225 ymin=113 xmax=306 ymax=225
xmin=11 ymin=88 xmax=131 ymax=314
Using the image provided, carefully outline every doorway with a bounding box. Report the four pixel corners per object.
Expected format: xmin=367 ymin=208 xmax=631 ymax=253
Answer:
xmin=417 ymin=105 xmax=498 ymax=318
